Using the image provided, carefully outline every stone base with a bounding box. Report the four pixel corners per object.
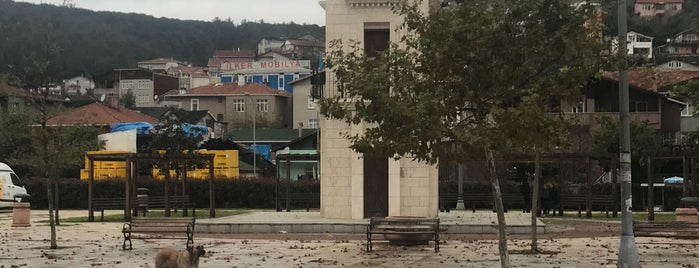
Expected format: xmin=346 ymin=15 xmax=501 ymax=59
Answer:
xmin=674 ymin=208 xmax=698 ymax=223
xmin=12 ymin=202 xmax=31 ymax=227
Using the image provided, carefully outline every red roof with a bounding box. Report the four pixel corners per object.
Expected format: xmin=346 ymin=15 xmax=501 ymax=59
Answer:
xmin=168 ymin=83 xmax=291 ymax=97
xmin=602 ymin=68 xmax=699 ymax=91
xmin=212 ymin=49 xmax=255 ymax=58
xmin=47 ymin=102 xmax=160 ymax=126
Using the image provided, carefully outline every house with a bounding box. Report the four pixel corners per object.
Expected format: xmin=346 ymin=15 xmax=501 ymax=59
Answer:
xmin=92 ymin=68 xmax=179 ymax=108
xmin=281 ymin=38 xmax=324 ymax=69
xmin=257 ymin=37 xmax=286 ymax=54
xmin=206 ymin=49 xmax=256 ymax=78
xmin=657 ymin=60 xmax=699 ymax=71
xmin=590 ymin=69 xmax=698 ymax=145
xmin=666 ymin=29 xmax=699 ymax=57
xmin=273 ymin=129 xmax=319 ymax=181
xmin=163 ymin=82 xmax=292 ymax=130
xmin=229 ymin=128 xmax=318 ymax=174
xmin=137 ymin=58 xmax=185 ymax=72
xmin=320 ymin=0 xmax=437 ymax=220
xmin=627 ymin=32 xmax=654 ymax=59
xmin=45 ymin=97 xmax=159 ymax=133
xmin=289 ymin=71 xmax=322 ymax=129
xmin=62 ymin=75 xmax=95 ymax=95
xmin=0 ymin=82 xmax=31 ymax=113
xmin=219 ymin=61 xmax=311 ymax=93
xmin=634 ymin=0 xmax=683 ymax=17
xmin=167 ymin=66 xmax=212 ymax=90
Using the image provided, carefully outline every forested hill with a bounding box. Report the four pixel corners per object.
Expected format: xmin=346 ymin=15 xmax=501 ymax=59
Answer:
xmin=602 ymin=0 xmax=699 ymax=46
xmin=0 ymin=0 xmax=325 ymax=78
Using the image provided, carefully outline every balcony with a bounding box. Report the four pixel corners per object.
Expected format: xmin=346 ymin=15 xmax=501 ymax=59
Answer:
xmin=568 ymin=112 xmax=662 ymax=130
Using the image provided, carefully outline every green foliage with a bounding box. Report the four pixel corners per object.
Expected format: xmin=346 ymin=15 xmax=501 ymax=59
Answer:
xmin=120 ymin=88 xmax=136 ymax=109
xmin=23 ymin=177 xmax=320 ymax=210
xmin=591 ymin=116 xmax=663 ymax=157
xmin=148 ymin=107 xmax=203 ymax=153
xmin=321 ymin=0 xmax=610 ymax=164
xmin=0 ymin=0 xmax=325 ymax=78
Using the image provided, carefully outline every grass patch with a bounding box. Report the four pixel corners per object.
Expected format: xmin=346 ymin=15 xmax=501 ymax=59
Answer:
xmin=53 ymin=209 xmax=249 ymax=223
xmin=557 ymin=211 xmax=676 ymax=222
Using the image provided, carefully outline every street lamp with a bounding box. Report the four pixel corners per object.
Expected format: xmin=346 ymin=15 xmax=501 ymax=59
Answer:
xmin=245 ymin=93 xmax=256 ymax=177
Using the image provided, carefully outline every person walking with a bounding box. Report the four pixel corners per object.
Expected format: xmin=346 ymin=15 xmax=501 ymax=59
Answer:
xmin=520 ymin=178 xmax=532 ymax=213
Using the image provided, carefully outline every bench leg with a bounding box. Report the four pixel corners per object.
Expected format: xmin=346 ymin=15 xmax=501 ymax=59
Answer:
xmin=186 ymin=225 xmax=194 ymax=250
xmin=366 ymin=226 xmax=372 ymax=252
xmin=434 ymin=231 xmax=439 ymax=253
xmin=183 ymin=206 xmax=189 ymax=217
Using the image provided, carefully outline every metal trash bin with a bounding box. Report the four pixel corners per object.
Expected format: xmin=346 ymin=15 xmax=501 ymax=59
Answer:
xmin=137 ymin=188 xmax=149 ymax=216
xmin=12 ymin=193 xmax=31 ymax=227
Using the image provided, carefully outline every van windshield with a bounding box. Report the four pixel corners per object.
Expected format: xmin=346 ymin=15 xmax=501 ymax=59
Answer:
xmin=10 ymin=173 xmax=23 ymax=187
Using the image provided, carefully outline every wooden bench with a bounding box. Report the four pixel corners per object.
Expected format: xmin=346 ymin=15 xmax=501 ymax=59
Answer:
xmin=92 ymin=197 xmax=140 ymax=222
xmin=284 ymin=192 xmax=320 ymax=212
xmin=145 ymin=195 xmax=195 ymax=217
xmin=634 ymin=221 xmax=699 ymax=239
xmin=122 ymin=217 xmax=195 ymax=250
xmin=366 ymin=217 xmax=440 ymax=252
xmin=557 ymin=195 xmax=614 ymax=217
xmin=439 ymin=193 xmax=523 ymax=213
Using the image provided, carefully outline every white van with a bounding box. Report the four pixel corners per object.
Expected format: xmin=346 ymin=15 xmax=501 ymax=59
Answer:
xmin=0 ymin=162 xmax=29 ymax=208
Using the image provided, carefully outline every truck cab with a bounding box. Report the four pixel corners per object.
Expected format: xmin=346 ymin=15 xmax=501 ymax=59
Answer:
xmin=0 ymin=162 xmax=29 ymax=208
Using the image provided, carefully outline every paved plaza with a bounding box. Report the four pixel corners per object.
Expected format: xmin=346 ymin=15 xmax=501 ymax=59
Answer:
xmin=0 ymin=209 xmax=697 ymax=267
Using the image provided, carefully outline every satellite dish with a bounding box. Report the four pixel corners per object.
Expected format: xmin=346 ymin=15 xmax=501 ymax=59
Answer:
xmin=154 ymin=94 xmax=158 ymax=100
xmin=99 ymin=94 xmax=106 ymax=102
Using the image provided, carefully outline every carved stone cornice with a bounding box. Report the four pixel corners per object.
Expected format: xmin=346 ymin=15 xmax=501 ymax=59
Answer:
xmin=347 ymin=0 xmax=399 ymax=8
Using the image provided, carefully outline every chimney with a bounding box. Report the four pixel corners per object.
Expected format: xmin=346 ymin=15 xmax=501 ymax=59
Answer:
xmin=106 ymin=95 xmax=120 ymax=109
xmin=298 ymin=122 xmax=304 ymax=137
xmin=237 ymin=74 xmax=245 ymax=86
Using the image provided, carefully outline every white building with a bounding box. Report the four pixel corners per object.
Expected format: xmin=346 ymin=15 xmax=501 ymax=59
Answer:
xmin=612 ymin=31 xmax=654 ymax=59
xmin=63 ymin=75 xmax=94 ymax=95
xmin=319 ymin=0 xmax=438 ymax=220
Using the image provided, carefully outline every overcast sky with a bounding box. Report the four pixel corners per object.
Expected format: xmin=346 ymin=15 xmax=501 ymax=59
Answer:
xmin=16 ymin=0 xmax=327 ymax=25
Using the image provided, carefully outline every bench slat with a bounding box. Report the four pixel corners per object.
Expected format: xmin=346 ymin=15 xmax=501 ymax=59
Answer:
xmin=122 ymin=217 xmax=195 ymax=250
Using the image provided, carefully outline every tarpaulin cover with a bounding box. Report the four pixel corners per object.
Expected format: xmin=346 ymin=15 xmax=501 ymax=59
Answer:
xmin=664 ymin=176 xmax=684 ymax=184
xmin=111 ymin=122 xmax=154 ymax=134
xmin=181 ymin=123 xmax=209 ymax=137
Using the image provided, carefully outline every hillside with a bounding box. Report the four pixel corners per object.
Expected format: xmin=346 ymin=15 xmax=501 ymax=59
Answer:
xmin=0 ymin=0 xmax=325 ymax=78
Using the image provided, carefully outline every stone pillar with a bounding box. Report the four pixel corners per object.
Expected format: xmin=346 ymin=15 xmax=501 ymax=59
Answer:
xmin=12 ymin=202 xmax=31 ymax=227
xmin=675 ymin=208 xmax=698 ymax=223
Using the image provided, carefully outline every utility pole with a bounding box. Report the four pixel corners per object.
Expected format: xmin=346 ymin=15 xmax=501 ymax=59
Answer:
xmin=617 ymin=0 xmax=640 ymax=266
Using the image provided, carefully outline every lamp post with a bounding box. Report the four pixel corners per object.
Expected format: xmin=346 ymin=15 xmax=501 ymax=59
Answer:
xmin=245 ymin=93 xmax=256 ymax=177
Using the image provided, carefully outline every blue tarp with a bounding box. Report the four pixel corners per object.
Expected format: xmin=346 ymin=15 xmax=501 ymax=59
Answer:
xmin=111 ymin=122 xmax=154 ymax=135
xmin=251 ymin=144 xmax=272 ymax=161
xmin=664 ymin=176 xmax=684 ymax=184
xmin=181 ymin=123 xmax=209 ymax=138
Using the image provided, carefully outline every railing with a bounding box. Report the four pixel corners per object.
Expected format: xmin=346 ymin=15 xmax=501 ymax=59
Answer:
xmin=567 ymin=112 xmax=661 ymax=130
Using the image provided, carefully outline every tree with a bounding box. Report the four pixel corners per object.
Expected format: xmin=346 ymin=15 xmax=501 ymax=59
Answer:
xmin=6 ymin=27 xmax=102 ymax=249
xmin=121 ymin=88 xmax=136 ymax=109
xmin=321 ymin=1 xmax=609 ymax=266
xmin=147 ymin=107 xmax=206 ymax=214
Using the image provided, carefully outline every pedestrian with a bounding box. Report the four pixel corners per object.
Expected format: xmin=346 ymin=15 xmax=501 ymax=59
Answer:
xmin=540 ymin=182 xmax=551 ymax=216
xmin=520 ymin=178 xmax=532 ymax=213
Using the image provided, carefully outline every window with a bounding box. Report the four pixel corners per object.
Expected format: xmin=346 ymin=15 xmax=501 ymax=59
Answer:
xmin=308 ymin=118 xmax=319 ymax=129
xmin=218 ymin=97 xmax=224 ymax=103
xmin=308 ymin=95 xmax=316 ymax=109
xmin=570 ymin=102 xmax=584 ymax=113
xmin=190 ymin=99 xmax=199 ymax=111
xmin=669 ymin=61 xmax=682 ymax=68
xmin=234 ymin=99 xmax=245 ymax=112
xmin=256 ymin=99 xmax=268 ymax=112
xmin=364 ymin=27 xmax=390 ymax=57
xmin=278 ymin=74 xmax=284 ymax=89
xmin=630 ymin=101 xmax=647 ymax=112
xmin=686 ymin=34 xmax=697 ymax=41
xmin=682 ymin=104 xmax=694 ymax=117
xmin=216 ymin=114 xmax=224 ymax=121
xmin=10 ymin=102 xmax=19 ymax=113
xmin=10 ymin=173 xmax=23 ymax=187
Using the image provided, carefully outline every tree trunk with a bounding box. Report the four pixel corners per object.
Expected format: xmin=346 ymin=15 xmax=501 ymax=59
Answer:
xmin=46 ymin=177 xmax=57 ymax=249
xmin=54 ymin=181 xmax=60 ymax=226
xmin=484 ymin=145 xmax=510 ymax=267
xmin=531 ymin=152 xmax=541 ymax=252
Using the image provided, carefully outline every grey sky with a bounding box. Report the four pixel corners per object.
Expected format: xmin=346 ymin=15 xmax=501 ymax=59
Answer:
xmin=16 ymin=0 xmax=327 ymax=25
